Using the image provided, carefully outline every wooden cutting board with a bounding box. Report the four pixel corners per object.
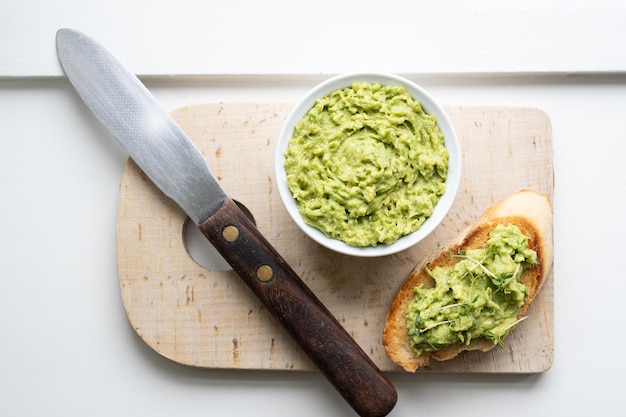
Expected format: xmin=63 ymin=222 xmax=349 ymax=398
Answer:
xmin=116 ymin=103 xmax=554 ymax=373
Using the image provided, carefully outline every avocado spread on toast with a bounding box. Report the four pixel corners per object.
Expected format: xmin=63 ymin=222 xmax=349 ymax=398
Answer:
xmin=406 ymin=224 xmax=538 ymax=356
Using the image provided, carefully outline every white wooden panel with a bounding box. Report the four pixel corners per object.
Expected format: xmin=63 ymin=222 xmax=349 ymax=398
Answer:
xmin=2 ymin=0 xmax=626 ymax=77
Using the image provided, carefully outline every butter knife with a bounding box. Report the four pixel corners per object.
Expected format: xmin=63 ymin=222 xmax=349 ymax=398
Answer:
xmin=55 ymin=28 xmax=396 ymax=417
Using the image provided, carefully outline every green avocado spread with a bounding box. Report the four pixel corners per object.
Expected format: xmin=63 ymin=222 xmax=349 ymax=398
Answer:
xmin=406 ymin=224 xmax=538 ymax=356
xmin=284 ymin=82 xmax=449 ymax=247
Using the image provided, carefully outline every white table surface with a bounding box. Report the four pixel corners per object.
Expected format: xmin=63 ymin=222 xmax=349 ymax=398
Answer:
xmin=2 ymin=1 xmax=626 ymax=416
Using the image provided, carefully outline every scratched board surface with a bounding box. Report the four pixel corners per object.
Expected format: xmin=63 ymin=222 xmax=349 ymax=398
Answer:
xmin=116 ymin=103 xmax=554 ymax=373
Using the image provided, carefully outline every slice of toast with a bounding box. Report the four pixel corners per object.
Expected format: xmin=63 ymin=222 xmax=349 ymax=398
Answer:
xmin=382 ymin=190 xmax=553 ymax=372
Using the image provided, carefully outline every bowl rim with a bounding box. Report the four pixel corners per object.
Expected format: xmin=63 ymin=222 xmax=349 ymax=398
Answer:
xmin=274 ymin=72 xmax=462 ymax=257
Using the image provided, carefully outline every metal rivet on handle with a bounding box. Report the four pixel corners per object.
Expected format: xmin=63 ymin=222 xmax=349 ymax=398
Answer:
xmin=222 ymin=225 xmax=239 ymax=242
xmin=256 ymin=265 xmax=274 ymax=282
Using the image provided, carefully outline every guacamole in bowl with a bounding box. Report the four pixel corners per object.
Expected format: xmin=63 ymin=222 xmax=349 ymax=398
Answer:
xmin=275 ymin=73 xmax=461 ymax=257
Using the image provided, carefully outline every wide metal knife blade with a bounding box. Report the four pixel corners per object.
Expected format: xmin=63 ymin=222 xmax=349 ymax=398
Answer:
xmin=56 ymin=29 xmax=224 ymax=225
xmin=56 ymin=29 xmax=396 ymax=417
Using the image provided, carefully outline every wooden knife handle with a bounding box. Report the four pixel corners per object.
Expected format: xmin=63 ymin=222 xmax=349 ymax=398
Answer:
xmin=198 ymin=198 xmax=397 ymax=417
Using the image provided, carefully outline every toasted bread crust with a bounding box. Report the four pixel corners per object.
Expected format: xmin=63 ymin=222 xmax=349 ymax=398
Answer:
xmin=383 ymin=190 xmax=553 ymax=372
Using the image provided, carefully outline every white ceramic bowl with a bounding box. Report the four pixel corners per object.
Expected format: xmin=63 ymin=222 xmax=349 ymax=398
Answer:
xmin=275 ymin=73 xmax=461 ymax=257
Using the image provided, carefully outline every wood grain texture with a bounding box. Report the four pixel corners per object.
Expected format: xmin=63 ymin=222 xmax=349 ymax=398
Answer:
xmin=197 ymin=197 xmax=397 ymax=416
xmin=116 ymin=103 xmax=554 ymax=373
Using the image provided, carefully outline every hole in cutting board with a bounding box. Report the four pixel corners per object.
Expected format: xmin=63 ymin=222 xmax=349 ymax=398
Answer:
xmin=182 ymin=200 xmax=257 ymax=271
xmin=183 ymin=218 xmax=231 ymax=271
